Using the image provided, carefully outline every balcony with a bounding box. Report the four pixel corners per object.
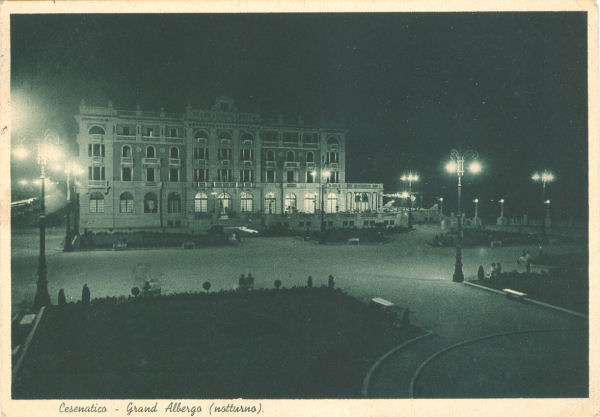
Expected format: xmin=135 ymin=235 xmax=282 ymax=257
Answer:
xmin=284 ymin=161 xmax=299 ymax=168
xmin=142 ymin=157 xmax=160 ymax=165
xmin=329 ymin=162 xmax=339 ymax=169
xmin=194 ymin=182 xmax=210 ymax=189
xmin=87 ymin=180 xmax=105 ymax=187
xmin=213 ymin=182 xmax=236 ymax=188
xmin=218 ymin=160 xmax=231 ymax=166
xmin=306 ymin=162 xmax=316 ymax=169
xmin=91 ymin=156 xmax=104 ymax=163
xmin=220 ymin=138 xmax=232 ymax=146
xmin=242 ymin=160 xmax=254 ymax=167
xmin=169 ymin=158 xmax=181 ymax=167
xmin=286 ymin=183 xmax=297 ymax=187
xmin=264 ymin=161 xmax=276 ymax=168
xmin=120 ymin=156 xmax=133 ymax=165
xmin=90 ymin=134 xmax=104 ymax=142
xmin=117 ymin=135 xmax=136 ymax=141
xmin=166 ymin=136 xmax=184 ymax=143
xmin=145 ymin=181 xmax=159 ymax=187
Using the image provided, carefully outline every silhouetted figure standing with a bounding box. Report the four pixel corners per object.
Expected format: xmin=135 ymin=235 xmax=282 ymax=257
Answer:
xmin=328 ymin=275 xmax=335 ymax=289
xmin=247 ymin=273 xmax=254 ymax=288
xmin=82 ymin=284 xmax=90 ymax=305
xmin=307 ymin=276 xmax=313 ymax=288
xmin=58 ymin=289 xmax=66 ymax=306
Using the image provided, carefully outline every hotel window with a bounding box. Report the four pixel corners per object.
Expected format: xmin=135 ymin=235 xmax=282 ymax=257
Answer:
xmin=122 ymin=145 xmax=131 ymax=157
xmin=218 ymin=148 xmax=232 ymax=161
xmin=303 ymin=133 xmax=317 ymax=144
xmin=146 ymin=167 xmax=155 ymax=182
xmin=264 ymin=192 xmax=276 ymax=214
xmin=240 ymin=192 xmax=253 ymax=212
xmin=119 ymin=192 xmax=134 ymax=213
xmin=170 ymin=147 xmax=179 ymax=159
xmin=328 ymin=171 xmax=339 ymax=183
xmin=194 ymin=192 xmax=208 ymax=213
xmin=218 ymin=169 xmax=232 ymax=181
xmin=326 ymin=193 xmax=338 ymax=213
xmin=144 ymin=127 xmax=155 ymax=137
xmin=287 ymin=151 xmax=295 ymax=162
xmin=327 ymin=151 xmax=339 ymax=163
xmin=266 ymin=150 xmax=275 ymax=161
xmin=167 ymin=192 xmax=182 ymax=213
xmin=146 ymin=146 xmax=155 ymax=158
xmin=169 ymin=128 xmax=178 ymax=137
xmin=144 ymin=193 xmax=158 ymax=213
xmin=194 ymin=168 xmax=208 ymax=182
xmin=122 ymin=167 xmax=132 ymax=181
xmin=122 ymin=126 xmax=130 ymax=136
xmin=266 ymin=170 xmax=275 ymax=183
xmin=240 ymin=169 xmax=254 ymax=182
xmin=240 ymin=149 xmax=253 ymax=161
xmin=287 ymin=171 xmax=295 ymax=183
xmin=88 ymin=126 xmax=105 ymax=135
xmin=306 ymin=152 xmax=314 ymax=163
xmin=194 ymin=147 xmax=208 ymax=160
xmin=327 ymin=136 xmax=339 ymax=146
xmin=195 ymin=130 xmax=209 ymax=140
xmin=88 ymin=144 xmax=105 ymax=157
xmin=306 ymin=171 xmax=315 ymax=183
xmin=169 ymin=168 xmax=179 ymax=182
xmin=89 ymin=192 xmax=105 ymax=213
xmin=241 ymin=133 xmax=253 ymax=143
xmin=88 ymin=166 xmax=106 ymax=181
xmin=284 ymin=193 xmax=297 ymax=213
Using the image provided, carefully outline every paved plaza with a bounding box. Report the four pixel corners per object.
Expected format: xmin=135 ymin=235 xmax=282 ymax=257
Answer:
xmin=10 ymin=225 xmax=588 ymax=397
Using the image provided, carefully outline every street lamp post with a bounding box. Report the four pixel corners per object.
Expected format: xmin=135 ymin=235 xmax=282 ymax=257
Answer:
xmin=545 ymin=199 xmax=551 ymax=228
xmin=62 ymin=163 xmax=82 ymax=252
xmin=446 ymin=149 xmax=481 ymax=283
xmin=400 ymin=173 xmax=419 ymax=229
xmin=532 ymin=171 xmax=554 ymax=235
xmin=496 ymin=198 xmax=506 ymax=225
xmin=473 ymin=198 xmax=479 ymax=225
xmin=439 ymin=197 xmax=444 ymax=216
xmin=313 ymin=169 xmax=330 ymax=233
xmin=33 ymin=132 xmax=60 ymax=309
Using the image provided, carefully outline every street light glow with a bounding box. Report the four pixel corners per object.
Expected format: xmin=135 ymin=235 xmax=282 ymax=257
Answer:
xmin=400 ymin=191 xmax=410 ymax=199
xmin=13 ymin=145 xmax=30 ymax=160
xmin=468 ymin=160 xmax=482 ymax=174
xmin=545 ymin=199 xmax=551 ymax=204
xmin=473 ymin=198 xmax=479 ymax=203
xmin=18 ymin=179 xmax=29 ymax=186
xmin=532 ymin=170 xmax=554 ymax=183
xmin=322 ymin=170 xmax=330 ymax=179
xmin=445 ymin=160 xmax=457 ymax=173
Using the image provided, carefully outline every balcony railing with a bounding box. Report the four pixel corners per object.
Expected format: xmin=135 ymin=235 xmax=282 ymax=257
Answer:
xmin=87 ymin=180 xmax=105 ymax=187
xmin=142 ymin=157 xmax=160 ymax=165
xmin=264 ymin=161 xmax=276 ymax=168
xmin=329 ymin=162 xmax=339 ymax=169
xmin=284 ymin=161 xmax=299 ymax=168
xmin=117 ymin=135 xmax=136 ymax=141
xmin=213 ymin=182 xmax=236 ymax=188
xmin=120 ymin=156 xmax=133 ymax=165
xmin=169 ymin=158 xmax=181 ymax=166
xmin=242 ymin=160 xmax=254 ymax=166
xmin=91 ymin=156 xmax=104 ymax=163
xmin=90 ymin=134 xmax=104 ymax=142
xmin=306 ymin=162 xmax=316 ymax=169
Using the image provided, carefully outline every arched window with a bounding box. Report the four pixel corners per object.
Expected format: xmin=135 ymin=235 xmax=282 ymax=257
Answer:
xmin=241 ymin=132 xmax=253 ymax=142
xmin=287 ymin=151 xmax=295 ymax=162
xmin=218 ymin=193 xmax=232 ymax=214
xmin=122 ymin=145 xmax=131 ymax=157
xmin=119 ymin=192 xmax=134 ymax=213
xmin=146 ymin=146 xmax=155 ymax=158
xmin=284 ymin=193 xmax=297 ymax=213
xmin=89 ymin=192 xmax=104 ymax=213
xmin=306 ymin=151 xmax=314 ymax=163
xmin=304 ymin=193 xmax=316 ymax=214
xmin=266 ymin=150 xmax=275 ymax=161
xmin=194 ymin=192 xmax=208 ymax=213
xmin=327 ymin=136 xmax=339 ymax=146
xmin=218 ymin=131 xmax=232 ymax=140
xmin=240 ymin=192 xmax=253 ymax=212
xmin=168 ymin=192 xmax=181 ymax=213
xmin=144 ymin=192 xmax=158 ymax=213
xmin=170 ymin=147 xmax=179 ymax=159
xmin=326 ymin=193 xmax=338 ymax=213
xmin=195 ymin=130 xmax=209 ymax=140
xmin=264 ymin=192 xmax=276 ymax=214
xmin=88 ymin=126 xmax=105 ymax=135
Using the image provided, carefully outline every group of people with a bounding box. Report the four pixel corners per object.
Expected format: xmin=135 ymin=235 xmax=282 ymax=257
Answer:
xmin=487 ymin=262 xmax=503 ymax=279
xmin=238 ymin=273 xmax=255 ymax=290
xmin=518 ymin=250 xmax=532 ymax=272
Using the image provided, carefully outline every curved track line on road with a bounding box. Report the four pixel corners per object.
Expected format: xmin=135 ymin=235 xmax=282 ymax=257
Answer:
xmin=362 ymin=329 xmax=435 ymax=397
xmin=408 ymin=327 xmax=586 ymax=398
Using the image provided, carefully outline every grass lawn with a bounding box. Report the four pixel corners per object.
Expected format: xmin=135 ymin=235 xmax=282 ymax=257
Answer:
xmin=13 ymin=288 xmax=423 ymax=399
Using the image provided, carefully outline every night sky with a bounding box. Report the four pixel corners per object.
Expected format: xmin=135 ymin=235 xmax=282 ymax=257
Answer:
xmin=10 ymin=13 xmax=588 ymax=222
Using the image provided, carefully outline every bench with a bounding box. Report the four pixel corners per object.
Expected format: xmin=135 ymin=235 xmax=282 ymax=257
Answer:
xmin=371 ymin=297 xmax=394 ymax=308
xmin=503 ymin=288 xmax=527 ymax=299
xmin=348 ymin=238 xmax=360 ymax=245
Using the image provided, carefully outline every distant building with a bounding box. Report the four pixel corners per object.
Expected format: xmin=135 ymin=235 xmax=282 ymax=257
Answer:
xmin=75 ymin=96 xmax=383 ymax=232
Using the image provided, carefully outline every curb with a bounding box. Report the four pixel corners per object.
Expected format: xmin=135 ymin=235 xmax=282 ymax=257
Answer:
xmin=463 ymin=281 xmax=588 ymax=319
xmin=408 ymin=327 xmax=585 ymax=398
xmin=12 ymin=306 xmax=46 ymax=383
xmin=361 ymin=329 xmax=435 ymax=397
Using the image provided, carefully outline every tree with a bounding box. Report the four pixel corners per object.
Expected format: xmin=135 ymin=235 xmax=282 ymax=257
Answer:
xmin=202 ymin=281 xmax=211 ymax=293
xmin=274 ymin=279 xmax=282 ymax=289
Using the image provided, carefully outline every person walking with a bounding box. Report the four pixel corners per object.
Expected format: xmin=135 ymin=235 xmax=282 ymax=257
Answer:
xmin=58 ymin=289 xmax=66 ymax=306
xmin=82 ymin=284 xmax=90 ymax=305
xmin=307 ymin=276 xmax=313 ymax=288
xmin=328 ymin=275 xmax=335 ymax=289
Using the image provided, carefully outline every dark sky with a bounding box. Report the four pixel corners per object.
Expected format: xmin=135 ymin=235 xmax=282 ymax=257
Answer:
xmin=10 ymin=13 xmax=588 ymax=221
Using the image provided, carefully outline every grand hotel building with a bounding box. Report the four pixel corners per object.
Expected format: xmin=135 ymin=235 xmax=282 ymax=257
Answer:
xmin=75 ymin=96 xmax=383 ymax=232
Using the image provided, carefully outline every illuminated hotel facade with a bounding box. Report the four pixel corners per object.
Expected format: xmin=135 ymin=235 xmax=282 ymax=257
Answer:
xmin=75 ymin=96 xmax=383 ymax=232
